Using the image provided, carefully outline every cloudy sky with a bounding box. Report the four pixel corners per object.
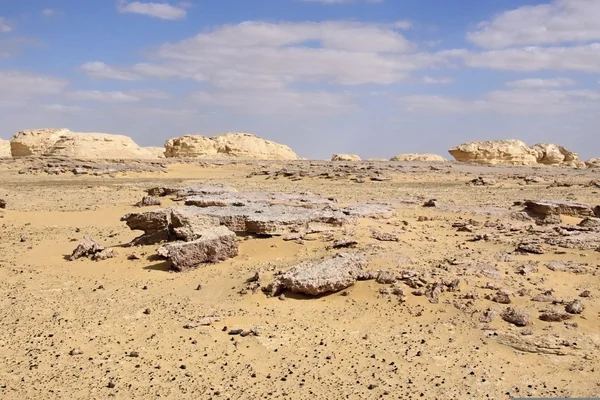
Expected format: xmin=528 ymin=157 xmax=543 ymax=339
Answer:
xmin=1 ymin=0 xmax=600 ymax=159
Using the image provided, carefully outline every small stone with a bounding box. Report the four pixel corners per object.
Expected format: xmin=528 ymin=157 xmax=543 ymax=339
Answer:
xmin=580 ymin=290 xmax=591 ymax=298
xmin=143 ymin=308 xmax=151 ymax=315
xmin=129 ymin=351 xmax=140 ymax=358
xmin=539 ymin=310 xmax=572 ymax=322
xmin=107 ymin=381 xmax=116 ymax=389
xmin=501 ymin=307 xmax=531 ymax=327
xmin=565 ymin=299 xmax=585 ymax=314
xmin=69 ymin=348 xmax=83 ymax=356
xmin=229 ymin=329 xmax=243 ymax=335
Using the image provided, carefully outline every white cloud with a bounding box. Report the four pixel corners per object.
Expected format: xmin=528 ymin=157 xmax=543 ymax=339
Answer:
xmin=0 ymin=17 xmax=13 ymax=33
xmin=42 ymin=104 xmax=87 ymax=113
xmin=67 ymin=89 xmax=170 ymax=103
xmin=82 ymin=21 xmax=445 ymax=91
xmin=68 ymin=91 xmax=141 ymax=103
xmin=461 ymin=44 xmax=600 ymax=72
xmin=42 ymin=9 xmax=62 ymax=17
xmin=117 ymin=1 xmax=187 ymax=20
xmin=468 ymin=0 xmax=600 ymax=49
xmin=506 ymin=78 xmax=576 ymax=89
xmin=394 ymin=20 xmax=412 ymax=30
xmin=0 ymin=71 xmax=68 ymax=104
xmin=422 ymin=76 xmax=454 ymax=85
xmin=399 ymin=88 xmax=600 ymax=115
xmin=80 ymin=62 xmax=140 ymax=80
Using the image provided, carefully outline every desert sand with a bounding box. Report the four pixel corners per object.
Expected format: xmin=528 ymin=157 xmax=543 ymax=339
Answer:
xmin=0 ymin=154 xmax=599 ymax=400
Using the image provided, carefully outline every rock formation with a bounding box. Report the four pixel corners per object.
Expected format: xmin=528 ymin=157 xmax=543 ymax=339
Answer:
xmin=144 ymin=147 xmax=166 ymax=158
xmin=331 ymin=154 xmax=361 ymax=162
xmin=10 ymin=128 xmax=70 ymax=157
xmin=449 ymin=140 xmax=585 ymax=167
xmin=269 ymin=253 xmax=368 ymax=296
xmin=0 ymin=139 xmax=10 ymax=157
xmin=390 ymin=153 xmax=446 ymax=162
xmin=10 ymin=128 xmax=154 ymax=159
xmin=585 ymin=158 xmax=600 ymax=168
xmin=164 ymin=133 xmax=298 ymax=160
xmin=448 ymin=140 xmax=538 ymax=166
xmin=530 ymin=143 xmax=585 ymax=168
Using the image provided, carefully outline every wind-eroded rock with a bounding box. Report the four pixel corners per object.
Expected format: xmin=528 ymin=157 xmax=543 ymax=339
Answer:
xmin=269 ymin=253 xmax=368 ymax=296
xmin=524 ymin=200 xmax=594 ymax=220
xmin=0 ymin=139 xmax=10 ymax=157
xmin=448 ymin=140 xmax=584 ymax=167
xmin=448 ymin=140 xmax=538 ymax=166
xmin=158 ymin=226 xmax=238 ymax=271
xmin=164 ymin=133 xmax=299 ymax=160
xmin=531 ymin=143 xmax=585 ymax=168
xmin=10 ymin=128 xmax=153 ymax=159
xmin=390 ymin=153 xmax=446 ymax=162
xmin=331 ymin=154 xmax=361 ymax=162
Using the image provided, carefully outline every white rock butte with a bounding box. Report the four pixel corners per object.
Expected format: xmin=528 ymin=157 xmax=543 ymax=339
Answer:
xmin=448 ymin=140 xmax=540 ymax=166
xmin=11 ymin=128 xmax=155 ymax=159
xmin=331 ymin=154 xmax=361 ymax=162
xmin=390 ymin=153 xmax=446 ymax=162
xmin=164 ymin=133 xmax=298 ymax=160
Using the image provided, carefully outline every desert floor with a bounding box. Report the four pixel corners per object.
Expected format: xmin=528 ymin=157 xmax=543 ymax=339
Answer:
xmin=0 ymin=158 xmax=599 ymax=400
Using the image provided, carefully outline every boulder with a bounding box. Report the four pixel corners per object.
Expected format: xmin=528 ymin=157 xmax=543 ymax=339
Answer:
xmin=448 ymin=140 xmax=538 ymax=165
xmin=274 ymin=253 xmax=368 ymax=296
xmin=331 ymin=154 xmax=361 ymax=162
xmin=585 ymin=158 xmax=600 ymax=168
xmin=0 ymin=139 xmax=11 ymax=157
xmin=69 ymin=237 xmax=105 ymax=261
xmin=524 ymin=200 xmax=594 ymax=218
xmin=390 ymin=153 xmax=446 ymax=162
xmin=10 ymin=128 xmax=70 ymax=157
xmin=164 ymin=133 xmax=299 ymax=160
xmin=158 ymin=226 xmax=238 ymax=272
xmin=10 ymin=128 xmax=153 ymax=159
xmin=531 ymin=143 xmax=585 ymax=167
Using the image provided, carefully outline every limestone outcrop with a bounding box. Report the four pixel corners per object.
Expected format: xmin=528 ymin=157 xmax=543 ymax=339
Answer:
xmin=10 ymin=128 xmax=70 ymax=157
xmin=164 ymin=133 xmax=298 ymax=160
xmin=530 ymin=143 xmax=585 ymax=168
xmin=0 ymin=139 xmax=10 ymax=157
xmin=10 ymin=128 xmax=153 ymax=159
xmin=331 ymin=154 xmax=361 ymax=162
xmin=145 ymin=147 xmax=166 ymax=158
xmin=448 ymin=140 xmax=538 ymax=166
xmin=448 ymin=140 xmax=585 ymax=167
xmin=585 ymin=158 xmax=600 ymax=168
xmin=390 ymin=153 xmax=446 ymax=162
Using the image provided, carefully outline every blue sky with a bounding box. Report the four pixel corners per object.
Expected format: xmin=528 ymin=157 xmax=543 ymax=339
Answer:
xmin=1 ymin=0 xmax=599 ymax=159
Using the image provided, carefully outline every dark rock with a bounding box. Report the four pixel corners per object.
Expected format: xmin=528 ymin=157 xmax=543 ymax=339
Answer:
xmin=565 ymin=299 xmax=584 ymax=314
xmin=501 ymin=307 xmax=531 ymax=326
xmin=539 ymin=310 xmax=572 ymax=322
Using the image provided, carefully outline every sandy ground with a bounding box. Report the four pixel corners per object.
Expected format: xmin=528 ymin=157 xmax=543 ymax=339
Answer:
xmin=0 ymin=158 xmax=599 ymax=399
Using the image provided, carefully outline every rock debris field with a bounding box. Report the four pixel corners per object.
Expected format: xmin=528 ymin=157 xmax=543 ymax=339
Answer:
xmin=0 ymin=155 xmax=600 ymax=399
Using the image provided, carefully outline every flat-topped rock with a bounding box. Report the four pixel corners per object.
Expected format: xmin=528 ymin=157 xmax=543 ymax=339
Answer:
xmin=10 ymin=128 xmax=153 ymax=159
xmin=274 ymin=253 xmax=368 ymax=296
xmin=449 ymin=140 xmax=538 ymax=166
xmin=524 ymin=200 xmax=594 ymax=218
xmin=390 ymin=153 xmax=446 ymax=162
xmin=10 ymin=128 xmax=70 ymax=157
xmin=164 ymin=133 xmax=298 ymax=160
xmin=0 ymin=139 xmax=11 ymax=157
xmin=158 ymin=226 xmax=238 ymax=272
xmin=331 ymin=154 xmax=361 ymax=162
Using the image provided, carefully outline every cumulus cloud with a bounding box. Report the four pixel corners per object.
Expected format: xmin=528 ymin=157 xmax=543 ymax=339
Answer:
xmin=81 ymin=21 xmax=446 ymax=89
xmin=117 ymin=1 xmax=187 ymax=20
xmin=468 ymin=0 xmax=600 ymax=49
